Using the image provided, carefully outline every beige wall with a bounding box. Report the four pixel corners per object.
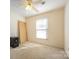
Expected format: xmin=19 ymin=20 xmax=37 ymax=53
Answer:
xmin=26 ymin=8 xmax=64 ymax=48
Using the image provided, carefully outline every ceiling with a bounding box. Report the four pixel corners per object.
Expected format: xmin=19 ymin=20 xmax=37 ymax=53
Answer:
xmin=11 ymin=0 xmax=67 ymax=17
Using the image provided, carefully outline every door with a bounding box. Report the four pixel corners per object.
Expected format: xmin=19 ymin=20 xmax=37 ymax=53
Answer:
xmin=18 ymin=21 xmax=28 ymax=44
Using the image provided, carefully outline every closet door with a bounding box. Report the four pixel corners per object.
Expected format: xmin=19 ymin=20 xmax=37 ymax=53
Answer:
xmin=18 ymin=21 xmax=28 ymax=44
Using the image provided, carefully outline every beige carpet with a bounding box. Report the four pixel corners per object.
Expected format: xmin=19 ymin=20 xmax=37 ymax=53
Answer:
xmin=10 ymin=42 xmax=68 ymax=59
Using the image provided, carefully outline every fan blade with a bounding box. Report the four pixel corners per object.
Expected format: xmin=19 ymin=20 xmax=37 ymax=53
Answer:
xmin=20 ymin=2 xmax=27 ymax=8
xmin=22 ymin=0 xmax=32 ymax=7
xmin=22 ymin=0 xmax=28 ymax=6
xmin=27 ymin=0 xmax=32 ymax=3
xmin=23 ymin=0 xmax=32 ymax=4
xmin=32 ymin=6 xmax=39 ymax=12
xmin=33 ymin=0 xmax=44 ymax=4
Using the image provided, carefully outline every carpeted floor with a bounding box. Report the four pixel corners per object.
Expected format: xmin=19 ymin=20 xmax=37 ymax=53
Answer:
xmin=10 ymin=42 xmax=68 ymax=59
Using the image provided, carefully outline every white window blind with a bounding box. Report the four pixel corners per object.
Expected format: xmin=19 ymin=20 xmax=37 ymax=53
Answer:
xmin=36 ymin=18 xmax=48 ymax=39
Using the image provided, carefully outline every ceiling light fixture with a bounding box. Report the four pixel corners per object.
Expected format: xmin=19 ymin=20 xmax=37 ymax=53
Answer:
xmin=24 ymin=0 xmax=45 ymax=12
xmin=25 ymin=5 xmax=32 ymax=10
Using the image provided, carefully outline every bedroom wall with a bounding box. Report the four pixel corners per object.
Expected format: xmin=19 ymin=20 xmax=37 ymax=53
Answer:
xmin=26 ymin=7 xmax=64 ymax=48
xmin=10 ymin=10 xmax=25 ymax=37
xmin=64 ymin=2 xmax=69 ymax=56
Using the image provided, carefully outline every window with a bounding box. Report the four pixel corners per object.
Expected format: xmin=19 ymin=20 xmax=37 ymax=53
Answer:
xmin=36 ymin=18 xmax=48 ymax=39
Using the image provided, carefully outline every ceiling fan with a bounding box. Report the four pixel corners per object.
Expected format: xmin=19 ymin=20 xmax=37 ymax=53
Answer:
xmin=23 ymin=0 xmax=45 ymax=12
